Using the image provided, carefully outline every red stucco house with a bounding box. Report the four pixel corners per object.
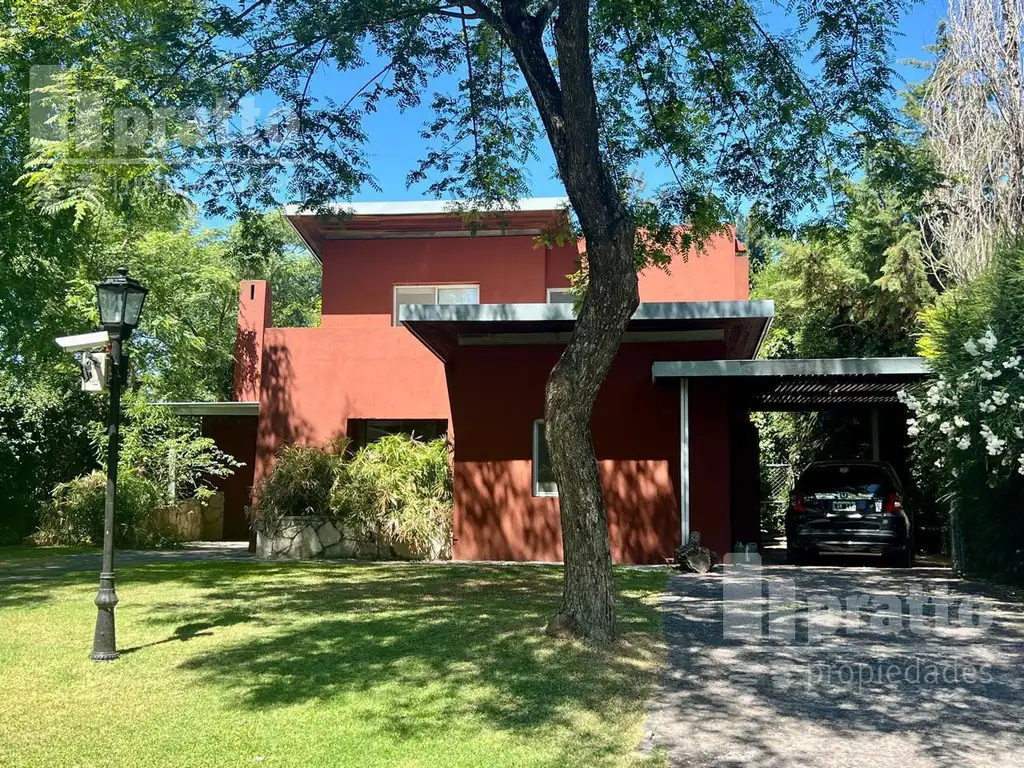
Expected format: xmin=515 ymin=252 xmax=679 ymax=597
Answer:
xmin=191 ymin=198 xmax=925 ymax=563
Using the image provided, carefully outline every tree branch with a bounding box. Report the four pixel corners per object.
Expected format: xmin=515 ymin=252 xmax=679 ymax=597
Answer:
xmin=535 ymin=0 xmax=560 ymax=29
xmin=152 ymin=0 xmax=273 ymax=100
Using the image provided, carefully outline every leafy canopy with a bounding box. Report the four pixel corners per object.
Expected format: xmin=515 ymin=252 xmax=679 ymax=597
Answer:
xmin=17 ymin=0 xmax=912 ymax=252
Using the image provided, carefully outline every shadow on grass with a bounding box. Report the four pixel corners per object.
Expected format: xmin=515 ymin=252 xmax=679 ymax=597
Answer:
xmin=2 ymin=559 xmax=666 ymax=756
xmin=172 ymin=563 xmax=661 ymax=747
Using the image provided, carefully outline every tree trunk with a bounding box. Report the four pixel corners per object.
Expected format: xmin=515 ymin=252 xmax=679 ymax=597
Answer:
xmin=476 ymin=0 xmax=639 ymax=642
xmin=544 ymin=227 xmax=638 ymax=643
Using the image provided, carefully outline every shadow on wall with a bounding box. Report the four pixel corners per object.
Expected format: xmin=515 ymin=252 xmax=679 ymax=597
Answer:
xmin=457 ymin=460 xmax=562 ymax=562
xmin=257 ymin=344 xmax=316 ymax=482
xmin=455 ymin=458 xmax=678 ymax=564
xmin=256 ymin=343 xmax=354 ymax=484
xmin=234 ymin=327 xmax=260 ymax=400
xmin=601 ymin=459 xmax=679 ymax=563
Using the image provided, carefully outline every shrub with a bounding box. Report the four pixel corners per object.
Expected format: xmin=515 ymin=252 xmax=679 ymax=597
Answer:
xmin=248 ymin=442 xmax=343 ymax=534
xmin=99 ymin=393 xmax=243 ymax=503
xmin=333 ymin=435 xmax=452 ymax=557
xmin=904 ymin=238 xmax=1024 ymax=581
xmin=0 ymin=376 xmax=99 ymax=544
xmin=34 ymin=470 xmax=167 ymax=548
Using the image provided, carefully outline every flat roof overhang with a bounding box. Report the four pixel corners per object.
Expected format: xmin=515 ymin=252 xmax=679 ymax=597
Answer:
xmin=652 ymin=357 xmax=931 ymax=408
xmin=400 ymin=300 xmax=775 ymax=363
xmin=283 ymin=197 xmax=571 ymax=261
xmin=152 ymin=401 xmax=260 ymax=417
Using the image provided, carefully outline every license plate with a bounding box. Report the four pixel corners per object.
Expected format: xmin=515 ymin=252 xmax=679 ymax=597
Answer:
xmin=832 ymin=501 xmax=857 ymax=512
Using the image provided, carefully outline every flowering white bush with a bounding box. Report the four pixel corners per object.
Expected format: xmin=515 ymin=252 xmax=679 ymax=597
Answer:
xmin=911 ymin=241 xmax=1024 ymax=580
xmin=902 ymin=326 xmax=1024 ymax=485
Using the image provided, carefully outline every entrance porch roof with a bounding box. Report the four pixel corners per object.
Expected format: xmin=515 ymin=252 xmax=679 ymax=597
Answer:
xmin=400 ymin=300 xmax=775 ymax=363
xmin=652 ymin=357 xmax=930 ymax=408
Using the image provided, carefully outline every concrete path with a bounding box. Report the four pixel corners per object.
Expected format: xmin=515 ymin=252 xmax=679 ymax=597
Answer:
xmin=643 ymin=561 xmax=1024 ymax=768
xmin=0 ymin=542 xmax=253 ymax=583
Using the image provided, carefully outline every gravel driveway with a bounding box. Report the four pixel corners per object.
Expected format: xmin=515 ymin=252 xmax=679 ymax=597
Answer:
xmin=643 ymin=560 xmax=1024 ymax=768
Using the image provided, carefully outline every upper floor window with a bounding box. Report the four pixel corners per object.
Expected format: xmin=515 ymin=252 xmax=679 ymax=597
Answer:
xmin=393 ymin=284 xmax=479 ymax=325
xmin=546 ymin=288 xmax=575 ymax=304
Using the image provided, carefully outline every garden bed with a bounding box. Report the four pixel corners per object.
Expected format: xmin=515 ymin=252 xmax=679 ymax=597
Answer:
xmin=256 ymin=515 xmax=448 ymax=561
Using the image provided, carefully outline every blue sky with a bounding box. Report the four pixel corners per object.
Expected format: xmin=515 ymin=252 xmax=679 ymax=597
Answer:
xmin=204 ymin=0 xmax=947 ymax=221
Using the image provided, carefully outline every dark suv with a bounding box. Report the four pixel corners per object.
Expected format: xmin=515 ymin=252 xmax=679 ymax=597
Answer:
xmin=785 ymin=461 xmax=913 ymax=567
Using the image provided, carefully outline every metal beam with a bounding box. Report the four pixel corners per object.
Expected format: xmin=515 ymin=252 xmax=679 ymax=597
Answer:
xmin=680 ymin=379 xmax=691 ymax=547
xmin=653 ymin=356 xmax=930 ymax=379
xmin=152 ymin=401 xmax=260 ymax=416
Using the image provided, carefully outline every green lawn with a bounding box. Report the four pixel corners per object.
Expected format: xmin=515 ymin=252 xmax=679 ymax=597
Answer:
xmin=0 ymin=545 xmax=96 ymax=566
xmin=0 ymin=556 xmax=668 ymax=768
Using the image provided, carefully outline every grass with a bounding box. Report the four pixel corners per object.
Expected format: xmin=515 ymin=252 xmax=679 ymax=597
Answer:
xmin=0 ymin=555 xmax=668 ymax=768
xmin=0 ymin=545 xmax=96 ymax=566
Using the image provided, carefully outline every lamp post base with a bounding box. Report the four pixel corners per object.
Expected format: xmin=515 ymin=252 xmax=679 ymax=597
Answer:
xmin=90 ymin=572 xmax=119 ymax=661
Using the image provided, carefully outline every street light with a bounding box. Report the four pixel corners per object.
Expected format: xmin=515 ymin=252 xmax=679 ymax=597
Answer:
xmin=90 ymin=268 xmax=147 ymax=662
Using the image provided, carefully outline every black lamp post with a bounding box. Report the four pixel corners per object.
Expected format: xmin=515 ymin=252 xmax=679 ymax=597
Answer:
xmin=90 ymin=268 xmax=147 ymax=662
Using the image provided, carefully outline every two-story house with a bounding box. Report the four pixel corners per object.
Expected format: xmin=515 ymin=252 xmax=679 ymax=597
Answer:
xmin=190 ymin=198 xmax=924 ymax=563
xmin=207 ymin=197 xmax=761 ymax=563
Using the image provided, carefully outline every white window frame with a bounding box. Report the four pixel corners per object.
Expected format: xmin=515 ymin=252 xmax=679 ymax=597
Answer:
xmin=532 ymin=418 xmax=559 ymax=497
xmin=393 ymin=284 xmax=479 ymax=325
xmin=546 ymin=287 xmax=574 ymax=303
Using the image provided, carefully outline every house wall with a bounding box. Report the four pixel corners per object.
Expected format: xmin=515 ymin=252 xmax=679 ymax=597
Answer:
xmin=318 ymin=228 xmax=749 ymax=326
xmin=637 ymin=228 xmax=750 ymax=302
xmin=201 ymin=415 xmax=258 ymax=541
xmin=235 ymin=224 xmax=749 ymax=558
xmin=320 ymin=236 xmax=580 ymax=326
xmin=253 ymin=326 xmax=450 ymax=483
xmin=447 ymin=340 xmax=733 ymax=564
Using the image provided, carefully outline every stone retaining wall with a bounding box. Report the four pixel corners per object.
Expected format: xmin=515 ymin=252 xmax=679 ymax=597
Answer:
xmin=152 ymin=493 xmax=225 ymax=541
xmin=256 ymin=516 xmax=448 ymax=561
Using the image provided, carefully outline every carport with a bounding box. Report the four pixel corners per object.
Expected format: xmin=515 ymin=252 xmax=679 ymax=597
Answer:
xmin=652 ymin=357 xmax=932 ymax=549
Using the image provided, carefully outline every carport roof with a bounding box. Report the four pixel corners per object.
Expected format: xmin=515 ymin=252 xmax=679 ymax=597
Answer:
xmin=652 ymin=357 xmax=931 ymax=408
xmin=400 ymin=300 xmax=775 ymax=362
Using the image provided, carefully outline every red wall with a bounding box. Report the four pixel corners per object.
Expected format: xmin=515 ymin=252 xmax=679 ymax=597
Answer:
xmin=318 ymin=229 xmax=747 ymax=327
xmin=234 ymin=281 xmax=272 ymax=401
xmin=254 ymin=326 xmax=450 ymax=483
xmin=447 ymin=340 xmax=732 ymax=564
xmin=202 ymin=415 xmax=258 ymax=541
xmin=637 ymin=228 xmax=750 ymax=303
xmin=238 ymin=226 xmax=747 ymax=558
xmin=320 ymin=236 xmax=579 ymax=326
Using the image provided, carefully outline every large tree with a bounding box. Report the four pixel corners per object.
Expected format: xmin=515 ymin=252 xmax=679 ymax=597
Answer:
xmin=919 ymin=0 xmax=1024 ymax=286
xmin=20 ymin=0 xmax=910 ymax=641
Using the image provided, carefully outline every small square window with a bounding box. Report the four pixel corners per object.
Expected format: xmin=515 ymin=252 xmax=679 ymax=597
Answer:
xmin=533 ymin=419 xmax=558 ymax=496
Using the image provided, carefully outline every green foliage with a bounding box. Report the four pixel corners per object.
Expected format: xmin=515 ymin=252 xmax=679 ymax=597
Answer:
xmin=33 ymin=470 xmax=167 ymax=548
xmin=753 ymin=178 xmax=936 ymax=360
xmin=14 ymin=1 xmax=910 ymax=249
xmin=0 ymin=375 xmax=100 ymax=543
xmin=905 ymin=240 xmax=1024 ymax=580
xmin=750 ymin=166 xmax=939 ymax=474
xmin=248 ymin=436 xmax=453 ymax=556
xmin=103 ymin=394 xmax=244 ymax=503
xmin=333 ymin=435 xmax=453 ymax=556
xmin=248 ymin=442 xmax=345 ymax=534
xmin=1 ymin=2 xmax=321 ymax=544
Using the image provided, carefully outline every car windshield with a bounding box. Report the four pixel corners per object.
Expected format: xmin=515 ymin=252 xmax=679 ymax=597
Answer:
xmin=798 ymin=465 xmax=892 ymax=499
